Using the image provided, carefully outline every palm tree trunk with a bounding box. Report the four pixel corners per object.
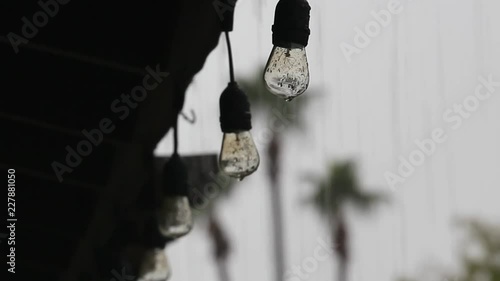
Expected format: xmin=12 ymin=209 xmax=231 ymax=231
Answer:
xmin=334 ymin=214 xmax=348 ymax=281
xmin=216 ymin=258 xmax=230 ymax=281
xmin=268 ymin=133 xmax=286 ymax=281
xmin=337 ymin=258 xmax=347 ymax=281
xmin=270 ymin=179 xmax=285 ymax=281
xmin=208 ymin=212 xmax=231 ymax=281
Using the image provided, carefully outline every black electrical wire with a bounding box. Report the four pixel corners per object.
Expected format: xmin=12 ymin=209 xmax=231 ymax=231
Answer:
xmin=224 ymin=31 xmax=235 ymax=83
xmin=173 ymin=113 xmax=179 ymax=154
xmin=172 ymin=83 xmax=184 ymax=154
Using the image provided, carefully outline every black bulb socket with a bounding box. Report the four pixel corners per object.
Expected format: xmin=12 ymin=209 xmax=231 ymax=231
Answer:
xmin=272 ymin=0 xmax=311 ymax=48
xmin=219 ymin=82 xmax=252 ymax=133
xmin=162 ymin=153 xmax=189 ymax=197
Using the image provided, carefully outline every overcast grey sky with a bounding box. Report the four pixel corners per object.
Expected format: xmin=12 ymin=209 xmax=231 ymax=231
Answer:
xmin=156 ymin=0 xmax=500 ymax=280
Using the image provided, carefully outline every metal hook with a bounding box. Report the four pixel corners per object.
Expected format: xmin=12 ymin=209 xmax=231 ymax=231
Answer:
xmin=180 ymin=109 xmax=196 ymax=124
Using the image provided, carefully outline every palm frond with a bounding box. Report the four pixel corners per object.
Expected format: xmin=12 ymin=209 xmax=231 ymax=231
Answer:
xmin=308 ymin=160 xmax=387 ymax=218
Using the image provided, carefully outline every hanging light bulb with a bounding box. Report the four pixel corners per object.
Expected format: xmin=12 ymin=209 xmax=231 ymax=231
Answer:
xmin=220 ymin=130 xmax=259 ymax=180
xmin=158 ymin=195 xmax=192 ymax=238
xmin=264 ymin=0 xmax=311 ymax=101
xmin=264 ymin=45 xmax=309 ymax=101
xmin=137 ymin=248 xmax=172 ymax=281
xmin=218 ymin=30 xmax=259 ymax=180
xmin=219 ymin=82 xmax=260 ymax=180
xmin=157 ymin=119 xmax=193 ymax=238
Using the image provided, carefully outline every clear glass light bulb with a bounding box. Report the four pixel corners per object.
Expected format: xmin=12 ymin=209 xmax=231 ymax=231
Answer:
xmin=219 ymin=131 xmax=260 ymax=181
xmin=137 ymin=248 xmax=172 ymax=281
xmin=158 ymin=196 xmax=193 ymax=239
xmin=264 ymin=45 xmax=310 ymax=101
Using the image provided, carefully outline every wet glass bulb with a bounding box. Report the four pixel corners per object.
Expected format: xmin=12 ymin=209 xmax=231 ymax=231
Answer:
xmin=219 ymin=131 xmax=260 ymax=181
xmin=264 ymin=45 xmax=309 ymax=101
xmin=158 ymin=196 xmax=193 ymax=239
xmin=137 ymin=248 xmax=172 ymax=281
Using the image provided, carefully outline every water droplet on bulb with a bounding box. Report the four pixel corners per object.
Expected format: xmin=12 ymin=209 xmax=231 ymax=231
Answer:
xmin=285 ymin=97 xmax=293 ymax=102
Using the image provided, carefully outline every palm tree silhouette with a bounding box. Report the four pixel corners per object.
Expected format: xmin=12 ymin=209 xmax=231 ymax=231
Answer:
xmin=308 ymin=160 xmax=386 ymax=281
xmin=399 ymin=219 xmax=500 ymax=281
xmin=458 ymin=220 xmax=500 ymax=281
